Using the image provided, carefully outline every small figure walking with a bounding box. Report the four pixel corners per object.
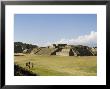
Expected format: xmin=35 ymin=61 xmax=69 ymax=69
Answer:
xmin=32 ymin=63 xmax=34 ymax=68
xmin=25 ymin=61 xmax=34 ymax=69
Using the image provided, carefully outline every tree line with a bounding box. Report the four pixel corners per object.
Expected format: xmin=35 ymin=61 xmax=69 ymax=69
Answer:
xmin=14 ymin=42 xmax=38 ymax=53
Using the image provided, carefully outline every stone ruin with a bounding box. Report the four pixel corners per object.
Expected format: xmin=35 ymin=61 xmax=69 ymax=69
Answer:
xmin=30 ymin=44 xmax=97 ymax=56
xmin=56 ymin=48 xmax=74 ymax=56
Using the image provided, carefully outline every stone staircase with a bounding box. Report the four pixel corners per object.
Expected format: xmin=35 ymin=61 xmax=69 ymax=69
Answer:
xmin=72 ymin=49 xmax=80 ymax=56
xmin=74 ymin=47 xmax=93 ymax=56
xmin=35 ymin=48 xmax=58 ymax=55
xmin=30 ymin=48 xmax=41 ymax=54
xmin=56 ymin=48 xmax=74 ymax=56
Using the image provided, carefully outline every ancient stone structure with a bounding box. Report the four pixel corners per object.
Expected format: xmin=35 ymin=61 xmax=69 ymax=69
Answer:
xmin=29 ymin=44 xmax=97 ymax=56
xmin=56 ymin=48 xmax=74 ymax=56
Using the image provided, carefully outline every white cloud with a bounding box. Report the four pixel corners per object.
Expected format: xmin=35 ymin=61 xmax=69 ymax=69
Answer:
xmin=38 ymin=31 xmax=97 ymax=47
xmin=55 ymin=31 xmax=97 ymax=47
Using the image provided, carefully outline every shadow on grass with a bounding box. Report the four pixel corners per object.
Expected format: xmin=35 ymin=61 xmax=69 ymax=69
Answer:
xmin=14 ymin=64 xmax=38 ymax=76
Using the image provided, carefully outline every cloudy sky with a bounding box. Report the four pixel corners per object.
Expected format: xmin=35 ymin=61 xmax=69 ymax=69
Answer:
xmin=14 ymin=14 xmax=97 ymax=47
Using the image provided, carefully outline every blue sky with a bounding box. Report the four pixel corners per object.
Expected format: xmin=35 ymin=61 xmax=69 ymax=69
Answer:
xmin=14 ymin=14 xmax=97 ymax=47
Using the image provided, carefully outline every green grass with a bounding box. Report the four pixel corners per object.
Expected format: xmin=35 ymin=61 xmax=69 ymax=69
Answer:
xmin=14 ymin=54 xmax=97 ymax=76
